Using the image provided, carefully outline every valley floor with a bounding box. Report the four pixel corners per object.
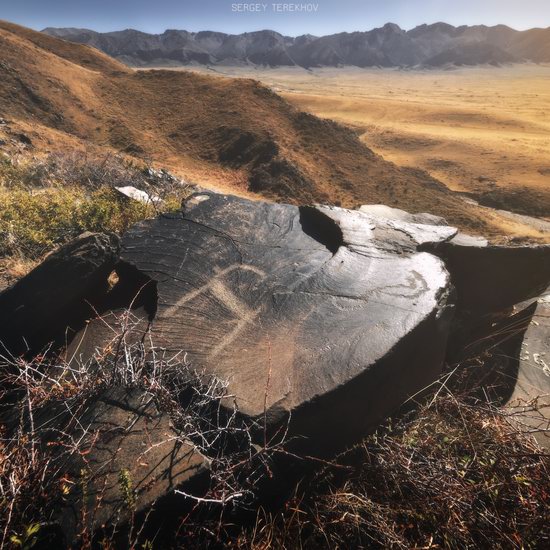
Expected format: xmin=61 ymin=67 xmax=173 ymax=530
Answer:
xmin=180 ymin=64 xmax=550 ymax=227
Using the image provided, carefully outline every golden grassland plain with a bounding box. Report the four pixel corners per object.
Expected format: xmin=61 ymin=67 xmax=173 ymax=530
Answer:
xmin=183 ymin=64 xmax=550 ymax=221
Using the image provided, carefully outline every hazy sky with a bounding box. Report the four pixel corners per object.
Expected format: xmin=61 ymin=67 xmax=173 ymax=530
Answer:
xmin=1 ymin=0 xmax=549 ymax=35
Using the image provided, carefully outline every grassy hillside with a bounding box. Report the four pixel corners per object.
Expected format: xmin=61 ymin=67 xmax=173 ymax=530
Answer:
xmin=0 ymin=20 xmax=548 ymax=549
xmin=0 ymin=20 xmax=546 ymax=240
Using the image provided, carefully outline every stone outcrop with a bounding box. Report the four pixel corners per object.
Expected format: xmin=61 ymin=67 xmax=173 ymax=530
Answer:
xmin=111 ymin=194 xmax=456 ymax=454
xmin=2 ymin=192 xmax=550 ymax=542
xmin=507 ymin=296 xmax=550 ymax=449
xmin=3 ymin=195 xmax=550 ymax=455
xmin=359 ymin=204 xmax=448 ymax=226
xmin=425 ymin=234 xmax=550 ymax=316
xmin=0 ymin=232 xmax=120 ymax=357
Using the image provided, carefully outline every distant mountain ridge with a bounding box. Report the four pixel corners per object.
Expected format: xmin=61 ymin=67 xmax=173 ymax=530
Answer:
xmin=42 ymin=22 xmax=550 ymax=68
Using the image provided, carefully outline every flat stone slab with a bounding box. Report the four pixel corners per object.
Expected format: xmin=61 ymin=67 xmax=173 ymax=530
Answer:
xmin=359 ymin=204 xmax=449 ymax=226
xmin=424 ymin=233 xmax=550 ymax=315
xmin=110 ymin=193 xmax=455 ymax=453
xmin=115 ymin=185 xmax=161 ymax=205
xmin=360 ymin=205 xmax=550 ymax=316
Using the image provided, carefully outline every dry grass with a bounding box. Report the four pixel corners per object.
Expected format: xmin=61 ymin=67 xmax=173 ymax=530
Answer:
xmin=227 ymin=397 xmax=549 ymax=550
xmin=0 ymin=256 xmax=37 ymax=288
xmin=0 ymin=151 xmax=192 ymax=261
xmin=0 ymin=312 xmax=286 ymax=549
xmin=0 ymin=301 xmax=548 ymax=549
xmin=186 ymin=65 xmax=550 ymax=239
xmin=196 ymin=65 xmax=550 ymax=210
xmin=0 ymin=185 xmax=151 ymax=258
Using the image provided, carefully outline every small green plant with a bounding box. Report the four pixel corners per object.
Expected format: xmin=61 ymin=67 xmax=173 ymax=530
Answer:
xmin=10 ymin=523 xmax=41 ymax=550
xmin=0 ymin=186 xmax=153 ymax=258
xmin=0 ymin=150 xmax=193 ymax=262
xmin=0 ymin=157 xmax=48 ymax=189
xmin=118 ymin=468 xmax=136 ymax=512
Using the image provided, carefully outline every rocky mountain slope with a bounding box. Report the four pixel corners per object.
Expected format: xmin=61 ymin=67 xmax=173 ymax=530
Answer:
xmin=43 ymin=22 xmax=550 ymax=68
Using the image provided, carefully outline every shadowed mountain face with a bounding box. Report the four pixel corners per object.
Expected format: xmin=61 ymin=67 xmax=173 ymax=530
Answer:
xmin=43 ymin=23 xmax=550 ymax=68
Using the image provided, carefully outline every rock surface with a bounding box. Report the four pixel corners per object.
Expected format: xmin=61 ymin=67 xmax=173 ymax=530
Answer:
xmin=0 ymin=232 xmax=120 ymax=357
xmin=367 ymin=203 xmax=550 ymax=316
xmin=37 ymin=387 xmax=209 ymax=544
xmin=3 ymin=195 xmax=550 ymax=458
xmin=507 ymin=296 xmax=550 ymax=449
xmin=425 ymin=234 xmax=550 ymax=315
xmin=91 ymin=193 xmax=457 ymax=454
xmin=2 ymin=193 xmax=550 ymax=544
xmin=115 ymin=185 xmax=161 ymax=205
xmin=359 ymin=204 xmax=448 ymax=227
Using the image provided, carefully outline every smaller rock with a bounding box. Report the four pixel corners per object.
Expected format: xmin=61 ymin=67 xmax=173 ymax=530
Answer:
xmin=359 ymin=204 xmax=448 ymax=226
xmin=115 ymin=185 xmax=161 ymax=205
xmin=36 ymin=388 xmax=210 ymax=545
xmin=446 ymin=232 xmax=489 ymax=247
xmin=15 ymin=132 xmax=32 ymax=146
xmin=426 ymin=237 xmax=550 ymax=315
xmin=143 ymin=166 xmax=184 ymax=187
xmin=0 ymin=232 xmax=120 ymax=356
xmin=507 ymin=297 xmax=550 ymax=449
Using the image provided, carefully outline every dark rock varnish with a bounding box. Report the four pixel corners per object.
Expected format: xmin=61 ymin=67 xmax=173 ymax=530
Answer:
xmin=36 ymin=388 xmax=209 ymax=546
xmin=2 ymin=193 xmax=550 ymax=543
xmin=105 ymin=193 xmax=457 ymax=455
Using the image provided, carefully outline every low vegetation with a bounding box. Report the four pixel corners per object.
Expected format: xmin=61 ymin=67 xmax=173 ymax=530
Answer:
xmin=0 ymin=323 xmax=548 ymax=548
xmin=219 ymin=397 xmax=548 ymax=549
xmin=0 ymin=151 xmax=191 ymax=265
xmin=0 ymin=313 xmax=285 ymax=549
xmin=0 ymin=185 xmax=151 ymax=258
xmin=0 ymin=153 xmax=547 ymax=549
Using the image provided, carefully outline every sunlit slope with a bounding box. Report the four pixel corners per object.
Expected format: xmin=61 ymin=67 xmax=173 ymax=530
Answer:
xmin=0 ymin=21 xmax=546 ymax=240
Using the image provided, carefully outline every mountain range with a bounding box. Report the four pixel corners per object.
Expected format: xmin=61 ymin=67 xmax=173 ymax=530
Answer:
xmin=42 ymin=22 xmax=550 ymax=68
xmin=1 ymin=18 xmax=518 ymax=239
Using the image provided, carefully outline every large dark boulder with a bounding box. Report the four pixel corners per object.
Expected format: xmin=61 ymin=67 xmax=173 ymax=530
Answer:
xmin=0 ymin=232 xmax=120 ymax=357
xmin=4 ymin=195 xmax=549 ymax=458
xmin=81 ymin=193 xmax=457 ymax=455
xmin=3 ymin=194 xmax=550 ymax=544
